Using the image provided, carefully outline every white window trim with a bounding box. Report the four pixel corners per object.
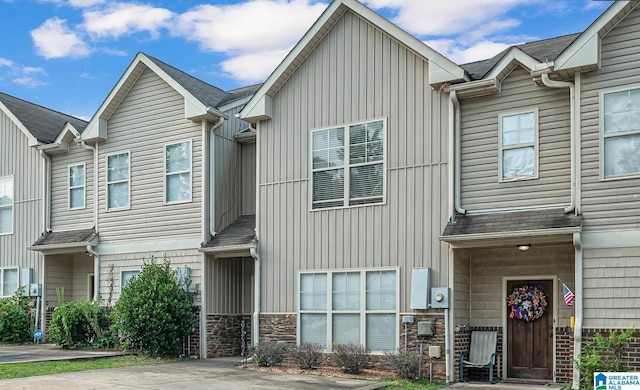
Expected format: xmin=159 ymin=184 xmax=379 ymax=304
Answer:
xmin=309 ymin=118 xmax=387 ymax=211
xmin=120 ymin=268 xmax=141 ymax=290
xmin=296 ymin=267 xmax=399 ymax=353
xmin=105 ymin=151 xmax=131 ymax=211
xmin=0 ymin=267 xmax=19 ymax=297
xmin=0 ymin=175 xmax=14 ymax=236
xmin=164 ymin=139 xmax=193 ymax=205
xmin=498 ymin=108 xmax=539 ymax=182
xmin=599 ymin=84 xmax=640 ymax=181
xmin=68 ymin=163 xmax=86 ymax=210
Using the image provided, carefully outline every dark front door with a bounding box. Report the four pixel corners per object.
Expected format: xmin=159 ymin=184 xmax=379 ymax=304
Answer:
xmin=507 ymin=279 xmax=553 ymax=380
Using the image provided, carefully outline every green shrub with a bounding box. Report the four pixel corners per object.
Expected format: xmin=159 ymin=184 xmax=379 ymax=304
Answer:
xmin=385 ymin=349 xmax=420 ymax=380
xmin=0 ymin=288 xmax=32 ymax=343
xmin=574 ymin=328 xmax=634 ymax=389
xmin=112 ymin=256 xmax=197 ymax=357
xmin=332 ymin=343 xmax=370 ymax=374
xmin=48 ymin=300 xmax=109 ymax=348
xmin=253 ymin=341 xmax=287 ymax=367
xmin=291 ymin=342 xmax=323 ymax=369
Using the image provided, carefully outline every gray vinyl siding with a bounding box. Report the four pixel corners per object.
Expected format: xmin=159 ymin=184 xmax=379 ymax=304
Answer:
xmin=257 ymin=10 xmax=450 ymax=313
xmin=44 ymin=255 xmax=73 ymax=306
xmin=98 ymin=248 xmax=202 ymax=304
xmin=206 ymin=256 xmax=253 ymax=314
xmin=454 ymin=249 xmax=470 ymax=326
xmin=50 ymin=141 xmax=94 ymax=230
xmin=97 ymin=68 xmax=203 ymax=244
xmin=459 ymin=67 xmax=572 ymax=211
xmin=468 ymin=245 xmax=574 ymax=327
xmin=580 ymin=8 xmax=640 ymax=231
xmin=583 ymin=247 xmax=640 ymax=328
xmin=72 ymin=254 xmax=94 ymax=301
xmin=241 ymin=143 xmax=256 ymax=215
xmin=0 ymin=110 xmax=43 ymax=285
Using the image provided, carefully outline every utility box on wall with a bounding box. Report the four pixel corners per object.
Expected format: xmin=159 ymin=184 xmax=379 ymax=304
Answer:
xmin=410 ymin=267 xmax=431 ymax=309
xmin=430 ymin=287 xmax=450 ymax=309
xmin=417 ymin=320 xmax=434 ymax=336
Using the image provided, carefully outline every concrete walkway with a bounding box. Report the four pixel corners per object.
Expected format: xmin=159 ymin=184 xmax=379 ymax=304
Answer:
xmin=451 ymin=382 xmax=566 ymax=389
xmin=0 ymin=343 xmax=125 ymax=364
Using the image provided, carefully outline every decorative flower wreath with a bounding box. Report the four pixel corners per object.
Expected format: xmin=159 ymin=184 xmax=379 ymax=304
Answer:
xmin=506 ymin=285 xmax=547 ymax=322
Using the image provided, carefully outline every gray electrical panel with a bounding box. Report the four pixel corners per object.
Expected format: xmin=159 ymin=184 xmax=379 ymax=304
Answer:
xmin=430 ymin=287 xmax=450 ymax=309
xmin=409 ymin=267 xmax=431 ymax=309
xmin=21 ymin=268 xmax=33 ymax=286
xmin=417 ymin=320 xmax=434 ymax=336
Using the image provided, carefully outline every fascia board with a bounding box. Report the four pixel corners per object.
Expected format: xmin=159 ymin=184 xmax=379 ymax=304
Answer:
xmin=485 ymin=48 xmax=540 ymax=80
xmin=0 ymin=101 xmax=38 ymax=147
xmin=439 ymin=226 xmax=581 ymax=243
xmin=217 ymin=94 xmax=254 ymax=114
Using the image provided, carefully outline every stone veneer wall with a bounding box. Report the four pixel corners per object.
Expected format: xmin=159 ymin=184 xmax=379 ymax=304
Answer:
xmin=206 ymin=314 xmax=252 ymax=358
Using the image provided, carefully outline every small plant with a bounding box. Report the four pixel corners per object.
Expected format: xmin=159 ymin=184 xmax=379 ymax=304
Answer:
xmin=574 ymin=328 xmax=634 ymax=389
xmin=332 ymin=343 xmax=371 ymax=374
xmin=0 ymin=287 xmax=32 ymax=343
xmin=291 ymin=342 xmax=324 ymax=369
xmin=385 ymin=349 xmax=421 ymax=380
xmin=252 ymin=341 xmax=287 ymax=367
xmin=48 ymin=299 xmax=109 ymax=348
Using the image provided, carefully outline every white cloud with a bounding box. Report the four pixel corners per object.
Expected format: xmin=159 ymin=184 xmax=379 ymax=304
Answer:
xmin=0 ymin=58 xmax=47 ymax=87
xmin=13 ymin=77 xmax=46 ymax=87
xmin=68 ymin=0 xmax=104 ymax=7
xmin=221 ymin=48 xmax=291 ymax=83
xmin=31 ymin=18 xmax=90 ymax=59
xmin=426 ymin=39 xmax=511 ymax=64
xmin=82 ymin=3 xmax=174 ymax=39
xmin=0 ymin=58 xmax=14 ymax=67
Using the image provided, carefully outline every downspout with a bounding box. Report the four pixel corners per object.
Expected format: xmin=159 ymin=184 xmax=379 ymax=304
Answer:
xmin=449 ymin=90 xmax=466 ymax=215
xmin=78 ymin=140 xmax=98 ymax=230
xmin=575 ymin=72 xmax=582 ymax=214
xmin=209 ymin=117 xmax=225 ymax=237
xmin=541 ymin=73 xmax=575 ymax=214
xmin=200 ymin=120 xmax=210 ymax=359
xmin=39 ymin=151 xmax=51 ymax=232
xmin=572 ymin=233 xmax=583 ymax=390
xmin=86 ymin=245 xmax=99 ymax=301
xmin=250 ymin=247 xmax=261 ymax=347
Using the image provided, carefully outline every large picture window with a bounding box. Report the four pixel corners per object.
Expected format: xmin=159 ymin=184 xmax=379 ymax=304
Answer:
xmin=0 ymin=268 xmax=18 ymax=297
xmin=602 ymin=87 xmax=640 ymax=178
xmin=499 ymin=110 xmax=538 ymax=181
xmin=311 ymin=119 xmax=385 ymax=209
xmin=69 ymin=164 xmax=85 ymax=209
xmin=165 ymin=140 xmax=192 ymax=203
xmin=298 ymin=269 xmax=397 ymax=352
xmin=0 ymin=176 xmax=13 ymax=235
xmin=106 ymin=152 xmax=130 ymax=210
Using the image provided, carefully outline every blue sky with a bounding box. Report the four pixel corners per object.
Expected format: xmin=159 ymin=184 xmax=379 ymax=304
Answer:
xmin=0 ymin=0 xmax=609 ymax=120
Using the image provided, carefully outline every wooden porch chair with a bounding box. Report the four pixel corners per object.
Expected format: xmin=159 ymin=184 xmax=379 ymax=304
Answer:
xmin=459 ymin=331 xmax=498 ymax=383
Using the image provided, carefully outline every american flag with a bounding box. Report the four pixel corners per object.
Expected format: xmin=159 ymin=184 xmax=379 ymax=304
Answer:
xmin=563 ymin=283 xmax=575 ymax=306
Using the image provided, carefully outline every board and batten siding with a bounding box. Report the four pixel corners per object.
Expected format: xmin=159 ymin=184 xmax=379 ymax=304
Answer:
xmin=257 ymin=10 xmax=450 ymax=313
xmin=241 ymin=143 xmax=256 ymax=216
xmin=50 ymin=141 xmax=94 ymax=231
xmin=0 ymin=110 xmax=44 ymax=284
xmin=206 ymin=256 xmax=253 ymax=314
xmin=582 ymin=247 xmax=640 ymax=327
xmin=580 ymin=7 xmax=640 ymax=232
xmin=459 ymin=67 xmax=572 ymax=212
xmin=468 ymin=245 xmax=574 ymax=327
xmin=97 ymin=67 xmax=203 ymax=244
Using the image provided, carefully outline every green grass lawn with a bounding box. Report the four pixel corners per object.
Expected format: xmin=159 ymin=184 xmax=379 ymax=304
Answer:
xmin=0 ymin=356 xmax=169 ymax=380
xmin=380 ymin=378 xmax=450 ymax=389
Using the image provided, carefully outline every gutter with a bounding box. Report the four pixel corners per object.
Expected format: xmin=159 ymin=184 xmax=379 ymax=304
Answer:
xmin=38 ymin=150 xmax=51 ymax=232
xmin=78 ymin=140 xmax=99 ymax=230
xmin=572 ymin=233 xmax=583 ymax=390
xmin=449 ymin=90 xmax=466 ymax=215
xmin=439 ymin=226 xmax=581 ymax=243
xmin=540 ymin=73 xmax=576 ymax=214
xmin=209 ymin=118 xmax=225 ymax=237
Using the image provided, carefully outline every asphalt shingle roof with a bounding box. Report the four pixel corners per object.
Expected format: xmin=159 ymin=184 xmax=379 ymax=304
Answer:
xmin=31 ymin=228 xmax=97 ymax=247
xmin=0 ymin=92 xmax=88 ymax=144
xmin=442 ymin=208 xmax=582 ymax=237
xmin=202 ymin=214 xmax=256 ymax=249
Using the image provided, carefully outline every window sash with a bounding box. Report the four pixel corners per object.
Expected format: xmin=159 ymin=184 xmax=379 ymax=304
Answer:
xmin=0 ymin=177 xmax=13 ymax=235
xmin=311 ymin=120 xmax=385 ymax=209
xmin=69 ymin=164 xmax=85 ymax=209
xmin=106 ymin=153 xmax=130 ymax=210
xmin=602 ymin=88 xmax=640 ymax=178
xmin=1 ymin=268 xmax=18 ymax=297
xmin=165 ymin=141 xmax=192 ymax=203
xmin=499 ymin=110 xmax=537 ymax=181
xmin=121 ymin=270 xmax=140 ymax=289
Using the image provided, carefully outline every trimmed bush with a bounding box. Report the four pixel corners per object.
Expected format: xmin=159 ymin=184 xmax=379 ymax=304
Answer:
xmin=253 ymin=341 xmax=287 ymax=367
xmin=385 ymin=349 xmax=420 ymax=380
xmin=49 ymin=300 xmax=109 ymax=348
xmin=574 ymin=329 xmax=634 ymax=390
xmin=112 ymin=256 xmax=197 ymax=357
xmin=332 ymin=343 xmax=370 ymax=374
xmin=0 ymin=289 xmax=32 ymax=343
xmin=291 ymin=342 xmax=323 ymax=369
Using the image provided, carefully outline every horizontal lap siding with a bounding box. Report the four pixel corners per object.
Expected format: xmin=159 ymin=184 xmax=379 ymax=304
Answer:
xmin=258 ymin=11 xmax=450 ymax=313
xmin=469 ymin=245 xmax=574 ymax=327
xmin=460 ymin=67 xmax=571 ymax=211
xmin=50 ymin=142 xmax=94 ymax=230
xmin=98 ymin=68 xmax=203 ymax=244
xmin=580 ymin=8 xmax=640 ymax=231
xmin=0 ymin=112 xmax=43 ymax=282
xmin=454 ymin=249 xmax=470 ymax=325
xmin=583 ymin=248 xmax=640 ymax=327
xmin=44 ymin=255 xmax=73 ymax=305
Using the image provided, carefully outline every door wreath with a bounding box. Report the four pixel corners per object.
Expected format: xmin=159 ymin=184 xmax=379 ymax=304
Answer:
xmin=506 ymin=285 xmax=547 ymax=321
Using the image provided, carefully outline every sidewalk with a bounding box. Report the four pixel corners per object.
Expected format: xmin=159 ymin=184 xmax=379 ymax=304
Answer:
xmin=0 ymin=343 xmax=125 ymax=364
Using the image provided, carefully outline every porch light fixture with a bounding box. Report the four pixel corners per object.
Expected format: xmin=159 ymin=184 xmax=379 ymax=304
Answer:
xmin=517 ymin=244 xmax=531 ymax=252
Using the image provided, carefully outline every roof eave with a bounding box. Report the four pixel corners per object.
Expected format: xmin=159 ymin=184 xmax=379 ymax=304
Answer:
xmin=198 ymin=242 xmax=256 ymax=254
xmin=439 ymin=226 xmax=582 ymax=244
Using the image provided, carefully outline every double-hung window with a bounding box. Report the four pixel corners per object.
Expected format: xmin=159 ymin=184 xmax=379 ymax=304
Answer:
xmin=69 ymin=164 xmax=85 ymax=209
xmin=165 ymin=140 xmax=192 ymax=203
xmin=106 ymin=152 xmax=130 ymax=210
xmin=0 ymin=176 xmax=13 ymax=235
xmin=0 ymin=268 xmax=18 ymax=297
xmin=298 ymin=268 xmax=398 ymax=352
xmin=602 ymin=87 xmax=640 ymax=178
xmin=121 ymin=269 xmax=140 ymax=289
xmin=499 ymin=109 xmax=538 ymax=181
xmin=311 ymin=119 xmax=385 ymax=209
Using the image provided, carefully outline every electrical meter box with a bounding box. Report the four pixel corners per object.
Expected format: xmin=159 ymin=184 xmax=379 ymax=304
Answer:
xmin=430 ymin=287 xmax=450 ymax=309
xmin=29 ymin=283 xmax=42 ymax=297
xmin=417 ymin=320 xmax=434 ymax=336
